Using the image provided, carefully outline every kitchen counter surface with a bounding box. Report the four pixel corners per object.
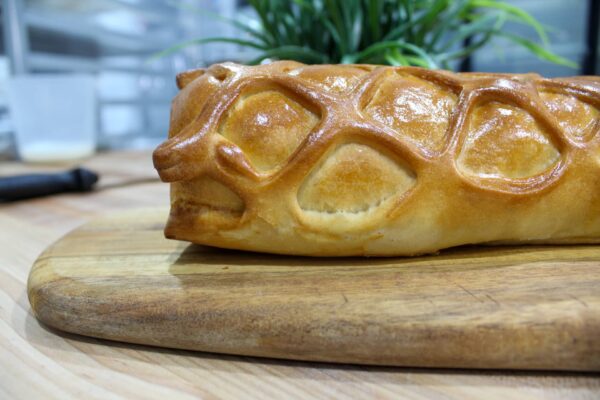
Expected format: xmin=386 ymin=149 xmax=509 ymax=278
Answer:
xmin=1 ymin=150 xmax=598 ymax=399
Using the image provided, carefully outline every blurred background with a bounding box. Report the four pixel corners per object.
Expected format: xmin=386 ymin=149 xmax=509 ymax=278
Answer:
xmin=0 ymin=0 xmax=598 ymax=162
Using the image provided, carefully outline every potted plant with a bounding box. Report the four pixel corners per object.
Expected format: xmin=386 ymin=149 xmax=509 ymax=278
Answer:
xmin=159 ymin=0 xmax=575 ymax=70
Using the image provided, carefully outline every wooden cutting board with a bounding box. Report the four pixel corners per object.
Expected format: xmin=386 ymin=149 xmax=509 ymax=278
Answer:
xmin=28 ymin=208 xmax=600 ymax=371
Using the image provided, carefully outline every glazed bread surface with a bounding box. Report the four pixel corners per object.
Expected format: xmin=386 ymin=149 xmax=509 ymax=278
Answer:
xmin=153 ymin=61 xmax=600 ymax=256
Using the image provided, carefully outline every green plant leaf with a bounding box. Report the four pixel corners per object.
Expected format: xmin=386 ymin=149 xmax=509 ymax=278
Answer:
xmin=324 ymin=0 xmax=348 ymax=55
xmin=346 ymin=40 xmax=439 ymax=68
xmin=367 ymin=0 xmax=384 ymax=42
xmin=439 ymin=12 xmax=504 ymax=52
xmin=165 ymin=0 xmax=273 ymax=46
xmin=248 ymin=45 xmax=329 ymax=65
xmin=437 ymin=31 xmax=495 ymax=61
xmin=471 ymin=0 xmax=549 ymax=45
xmin=427 ymin=0 xmax=471 ymax=51
xmin=414 ymin=0 xmax=449 ymax=45
xmin=149 ymin=37 xmax=268 ymax=62
xmin=498 ymin=32 xmax=578 ymax=68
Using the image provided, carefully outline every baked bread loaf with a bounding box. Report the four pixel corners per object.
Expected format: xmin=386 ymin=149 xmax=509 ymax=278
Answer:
xmin=153 ymin=61 xmax=600 ymax=256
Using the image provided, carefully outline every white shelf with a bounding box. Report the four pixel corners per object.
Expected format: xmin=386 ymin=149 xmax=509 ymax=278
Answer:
xmin=25 ymin=6 xmax=180 ymax=54
xmin=28 ymin=52 xmax=174 ymax=75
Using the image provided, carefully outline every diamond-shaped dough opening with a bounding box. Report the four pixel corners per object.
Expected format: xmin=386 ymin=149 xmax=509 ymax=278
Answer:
xmin=219 ymin=90 xmax=319 ymax=172
xmin=457 ymin=101 xmax=560 ymax=179
xmin=363 ymin=74 xmax=457 ymax=153
xmin=541 ymin=92 xmax=598 ymax=140
xmin=298 ymin=143 xmax=416 ymax=213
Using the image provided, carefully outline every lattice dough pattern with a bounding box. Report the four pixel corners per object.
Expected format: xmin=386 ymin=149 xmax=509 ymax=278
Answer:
xmin=154 ymin=62 xmax=600 ymax=256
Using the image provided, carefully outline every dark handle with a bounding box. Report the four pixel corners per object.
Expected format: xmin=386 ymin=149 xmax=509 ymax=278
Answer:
xmin=0 ymin=168 xmax=99 ymax=202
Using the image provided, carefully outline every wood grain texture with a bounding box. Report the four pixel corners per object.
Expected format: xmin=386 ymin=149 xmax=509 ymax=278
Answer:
xmin=28 ymin=208 xmax=600 ymax=372
xmin=2 ymin=151 xmax=600 ymax=399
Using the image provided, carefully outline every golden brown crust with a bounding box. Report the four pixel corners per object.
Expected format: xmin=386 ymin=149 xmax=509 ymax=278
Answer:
xmin=153 ymin=61 xmax=600 ymax=256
